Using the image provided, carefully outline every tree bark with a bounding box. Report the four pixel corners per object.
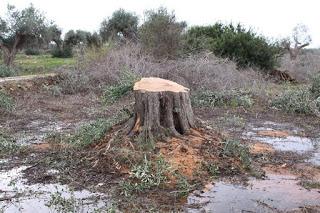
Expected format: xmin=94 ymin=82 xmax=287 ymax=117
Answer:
xmin=128 ymin=77 xmax=195 ymax=141
xmin=0 ymin=34 xmax=21 ymax=67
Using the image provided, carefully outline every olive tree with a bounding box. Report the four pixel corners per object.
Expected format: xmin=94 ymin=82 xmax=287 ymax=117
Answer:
xmin=139 ymin=7 xmax=186 ymax=59
xmin=100 ymin=9 xmax=138 ymax=42
xmin=0 ymin=4 xmax=50 ymax=66
xmin=282 ymin=24 xmax=312 ymax=60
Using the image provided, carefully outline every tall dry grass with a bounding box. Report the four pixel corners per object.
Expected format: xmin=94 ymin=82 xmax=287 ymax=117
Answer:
xmin=280 ymin=50 xmax=320 ymax=82
xmin=83 ymin=44 xmax=271 ymax=97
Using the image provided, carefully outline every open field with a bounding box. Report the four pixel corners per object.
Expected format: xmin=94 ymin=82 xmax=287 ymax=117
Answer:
xmin=0 ymin=54 xmax=76 ymax=76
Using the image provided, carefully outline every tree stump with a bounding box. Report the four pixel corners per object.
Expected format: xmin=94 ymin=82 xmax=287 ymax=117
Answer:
xmin=128 ymin=77 xmax=195 ymax=140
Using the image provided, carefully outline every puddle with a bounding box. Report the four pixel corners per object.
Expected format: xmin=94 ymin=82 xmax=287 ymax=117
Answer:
xmin=0 ymin=166 xmax=111 ymax=212
xmin=12 ymin=120 xmax=90 ymax=145
xmin=309 ymin=146 xmax=320 ymax=166
xmin=243 ymin=121 xmax=320 ymax=165
xmin=187 ymin=173 xmax=320 ymax=212
xmin=14 ymin=120 xmax=72 ymax=145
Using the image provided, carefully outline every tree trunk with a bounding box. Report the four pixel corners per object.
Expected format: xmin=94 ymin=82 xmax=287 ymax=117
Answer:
xmin=3 ymin=51 xmax=15 ymax=67
xmin=128 ymin=77 xmax=195 ymax=141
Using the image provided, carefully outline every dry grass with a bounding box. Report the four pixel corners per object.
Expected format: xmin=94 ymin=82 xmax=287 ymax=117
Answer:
xmin=280 ymin=50 xmax=320 ymax=82
xmin=82 ymin=44 xmax=271 ymax=98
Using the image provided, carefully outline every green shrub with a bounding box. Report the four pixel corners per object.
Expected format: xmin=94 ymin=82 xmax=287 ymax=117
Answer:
xmin=310 ymin=73 xmax=320 ymax=98
xmin=51 ymin=46 xmax=73 ymax=58
xmin=68 ymin=110 xmax=131 ymax=147
xmin=102 ymin=70 xmax=138 ymax=104
xmin=0 ymin=90 xmax=14 ymax=112
xmin=184 ymin=23 xmax=282 ymax=70
xmin=0 ymin=65 xmax=16 ymax=77
xmin=121 ymin=155 xmax=169 ymax=196
xmin=0 ymin=130 xmax=19 ymax=156
xmin=25 ymin=48 xmax=41 ymax=55
xmin=192 ymin=90 xmax=253 ymax=108
xmin=139 ymin=7 xmax=186 ymax=59
xmin=272 ymin=87 xmax=312 ymax=114
xmin=222 ymin=140 xmax=251 ymax=170
xmin=56 ymin=71 xmax=90 ymax=95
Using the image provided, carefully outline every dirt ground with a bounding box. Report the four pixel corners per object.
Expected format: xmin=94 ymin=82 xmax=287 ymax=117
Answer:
xmin=1 ymin=77 xmax=320 ymax=212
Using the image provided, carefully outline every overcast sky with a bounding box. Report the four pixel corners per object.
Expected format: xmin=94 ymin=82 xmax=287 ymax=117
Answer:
xmin=1 ymin=0 xmax=319 ymax=47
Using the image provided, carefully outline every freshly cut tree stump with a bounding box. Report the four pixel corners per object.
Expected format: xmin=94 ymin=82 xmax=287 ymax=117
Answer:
xmin=128 ymin=77 xmax=195 ymax=140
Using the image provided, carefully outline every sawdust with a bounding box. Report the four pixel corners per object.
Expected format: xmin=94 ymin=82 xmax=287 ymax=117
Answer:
xmin=157 ymin=129 xmax=221 ymax=178
xmin=250 ymin=142 xmax=275 ymax=154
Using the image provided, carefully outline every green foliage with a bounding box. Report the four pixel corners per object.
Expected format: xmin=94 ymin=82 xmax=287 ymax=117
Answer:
xmin=223 ymin=140 xmax=251 ymax=170
xmin=202 ymin=162 xmax=220 ymax=177
xmin=86 ymin=32 xmax=102 ymax=48
xmin=0 ymin=64 xmax=16 ymax=77
xmin=121 ymin=155 xmax=169 ymax=196
xmin=0 ymin=130 xmax=19 ymax=157
xmin=24 ymin=48 xmax=40 ymax=55
xmin=0 ymin=90 xmax=14 ymax=112
xmin=175 ymin=174 xmax=193 ymax=197
xmin=55 ymin=71 xmax=90 ymax=95
xmin=64 ymin=30 xmax=91 ymax=47
xmin=310 ymin=73 xmax=320 ymax=98
xmin=272 ymin=87 xmax=313 ymax=114
xmin=184 ymin=23 xmax=282 ymax=70
xmin=51 ymin=46 xmax=73 ymax=58
xmin=102 ymin=70 xmax=138 ymax=104
xmin=46 ymin=191 xmax=83 ymax=213
xmin=100 ymin=9 xmax=138 ymax=41
xmin=192 ymin=90 xmax=253 ymax=108
xmin=0 ymin=4 xmax=54 ymax=66
xmin=68 ymin=110 xmax=131 ymax=148
xmin=300 ymin=180 xmax=320 ymax=189
xmin=139 ymin=7 xmax=186 ymax=58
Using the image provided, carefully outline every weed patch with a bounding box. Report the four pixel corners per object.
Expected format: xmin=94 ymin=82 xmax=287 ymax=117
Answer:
xmin=310 ymin=73 xmax=320 ymax=98
xmin=0 ymin=130 xmax=20 ymax=157
xmin=0 ymin=90 xmax=14 ymax=112
xmin=222 ymin=140 xmax=251 ymax=170
xmin=192 ymin=90 xmax=253 ymax=108
xmin=121 ymin=155 xmax=169 ymax=196
xmin=0 ymin=65 xmax=17 ymax=77
xmin=300 ymin=180 xmax=320 ymax=189
xmin=271 ymin=87 xmax=313 ymax=114
xmin=102 ymin=70 xmax=138 ymax=104
xmin=67 ymin=110 xmax=131 ymax=148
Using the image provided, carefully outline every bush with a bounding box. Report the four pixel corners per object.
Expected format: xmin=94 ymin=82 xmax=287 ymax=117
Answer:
xmin=272 ymin=87 xmax=313 ymax=114
xmin=222 ymin=140 xmax=251 ymax=170
xmin=102 ymin=70 xmax=138 ymax=104
xmin=55 ymin=71 xmax=90 ymax=95
xmin=184 ymin=23 xmax=282 ymax=70
xmin=0 ymin=130 xmax=20 ymax=157
xmin=192 ymin=90 xmax=254 ymax=108
xmin=51 ymin=46 xmax=73 ymax=58
xmin=139 ymin=7 xmax=186 ymax=59
xmin=68 ymin=110 xmax=131 ymax=147
xmin=0 ymin=65 xmax=16 ymax=77
xmin=121 ymin=155 xmax=169 ymax=196
xmin=25 ymin=48 xmax=40 ymax=55
xmin=310 ymin=73 xmax=320 ymax=98
xmin=0 ymin=90 xmax=14 ymax=112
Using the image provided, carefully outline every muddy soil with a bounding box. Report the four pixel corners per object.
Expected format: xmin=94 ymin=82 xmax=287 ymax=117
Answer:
xmin=1 ymin=79 xmax=320 ymax=212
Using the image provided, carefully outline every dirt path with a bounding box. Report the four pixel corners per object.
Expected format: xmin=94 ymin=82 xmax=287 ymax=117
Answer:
xmin=0 ymin=73 xmax=56 ymax=84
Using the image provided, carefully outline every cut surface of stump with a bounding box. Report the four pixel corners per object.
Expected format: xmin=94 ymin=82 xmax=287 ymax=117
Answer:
xmin=129 ymin=77 xmax=195 ymax=140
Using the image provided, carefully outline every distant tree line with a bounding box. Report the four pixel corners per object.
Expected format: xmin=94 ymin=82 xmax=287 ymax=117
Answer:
xmin=0 ymin=4 xmax=312 ymax=70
